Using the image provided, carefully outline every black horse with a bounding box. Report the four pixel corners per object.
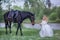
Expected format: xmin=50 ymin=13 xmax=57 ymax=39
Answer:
xmin=4 ymin=10 xmax=35 ymax=36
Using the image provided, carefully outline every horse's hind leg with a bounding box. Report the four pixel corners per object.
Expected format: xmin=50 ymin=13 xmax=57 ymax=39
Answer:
xmin=20 ymin=25 xmax=23 ymax=36
xmin=5 ymin=22 xmax=8 ymax=34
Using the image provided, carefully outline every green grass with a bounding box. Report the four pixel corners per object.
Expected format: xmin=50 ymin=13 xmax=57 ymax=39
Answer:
xmin=0 ymin=27 xmax=60 ymax=40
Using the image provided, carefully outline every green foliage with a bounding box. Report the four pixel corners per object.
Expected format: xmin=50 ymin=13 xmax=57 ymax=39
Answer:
xmin=0 ymin=5 xmax=3 ymax=22
xmin=0 ymin=0 xmax=60 ymax=23
xmin=56 ymin=19 xmax=60 ymax=23
xmin=0 ymin=14 xmax=3 ymax=22
xmin=43 ymin=8 xmax=50 ymax=16
xmin=12 ymin=5 xmax=22 ymax=10
xmin=49 ymin=12 xmax=57 ymax=20
xmin=0 ymin=10 xmax=7 ymax=22
xmin=56 ymin=7 xmax=60 ymax=19
xmin=24 ymin=0 xmax=46 ymax=20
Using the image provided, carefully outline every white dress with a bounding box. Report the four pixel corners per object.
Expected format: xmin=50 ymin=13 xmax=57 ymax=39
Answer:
xmin=39 ymin=20 xmax=53 ymax=37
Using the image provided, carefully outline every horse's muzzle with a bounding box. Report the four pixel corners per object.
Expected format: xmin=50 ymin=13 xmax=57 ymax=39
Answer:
xmin=32 ymin=24 xmax=34 ymax=25
xmin=32 ymin=21 xmax=35 ymax=25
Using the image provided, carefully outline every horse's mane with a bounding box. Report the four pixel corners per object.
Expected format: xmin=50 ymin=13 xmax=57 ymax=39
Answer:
xmin=21 ymin=11 xmax=34 ymax=16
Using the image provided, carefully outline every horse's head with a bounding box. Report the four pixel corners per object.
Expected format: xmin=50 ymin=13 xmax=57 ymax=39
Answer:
xmin=29 ymin=13 xmax=35 ymax=25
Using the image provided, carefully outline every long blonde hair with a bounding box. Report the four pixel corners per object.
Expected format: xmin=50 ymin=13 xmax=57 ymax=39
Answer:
xmin=42 ymin=15 xmax=48 ymax=22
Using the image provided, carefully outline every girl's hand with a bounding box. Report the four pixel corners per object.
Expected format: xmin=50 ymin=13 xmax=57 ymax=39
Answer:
xmin=39 ymin=23 xmax=42 ymax=26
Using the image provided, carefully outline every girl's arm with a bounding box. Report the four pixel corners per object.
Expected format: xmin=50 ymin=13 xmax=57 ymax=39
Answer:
xmin=39 ymin=20 xmax=42 ymax=26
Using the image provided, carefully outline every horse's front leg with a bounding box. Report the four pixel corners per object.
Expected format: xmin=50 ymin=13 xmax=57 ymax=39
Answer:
xmin=9 ymin=22 xmax=12 ymax=33
xmin=16 ymin=23 xmax=20 ymax=35
xmin=16 ymin=23 xmax=23 ymax=36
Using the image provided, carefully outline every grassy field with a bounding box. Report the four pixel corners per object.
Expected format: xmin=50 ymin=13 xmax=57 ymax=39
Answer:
xmin=0 ymin=27 xmax=60 ymax=40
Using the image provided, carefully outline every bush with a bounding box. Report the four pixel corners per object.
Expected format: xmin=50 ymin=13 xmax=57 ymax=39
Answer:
xmin=56 ymin=19 xmax=60 ymax=23
xmin=0 ymin=14 xmax=3 ymax=22
xmin=49 ymin=12 xmax=57 ymax=20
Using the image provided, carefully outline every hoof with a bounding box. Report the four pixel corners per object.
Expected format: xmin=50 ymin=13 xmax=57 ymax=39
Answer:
xmin=21 ymin=34 xmax=23 ymax=36
xmin=6 ymin=32 xmax=8 ymax=35
xmin=16 ymin=33 xmax=17 ymax=35
xmin=10 ymin=31 xmax=12 ymax=33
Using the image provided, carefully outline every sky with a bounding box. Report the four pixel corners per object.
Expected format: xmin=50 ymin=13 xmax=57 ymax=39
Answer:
xmin=1 ymin=0 xmax=25 ymax=10
xmin=50 ymin=0 xmax=60 ymax=6
xmin=1 ymin=0 xmax=60 ymax=10
xmin=11 ymin=0 xmax=24 ymax=8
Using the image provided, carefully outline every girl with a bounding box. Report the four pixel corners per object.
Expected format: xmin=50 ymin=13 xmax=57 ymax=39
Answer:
xmin=39 ymin=15 xmax=53 ymax=37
